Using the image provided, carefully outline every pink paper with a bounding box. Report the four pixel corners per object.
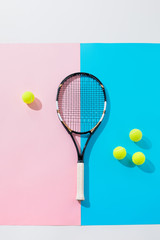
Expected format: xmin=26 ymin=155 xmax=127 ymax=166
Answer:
xmin=0 ymin=44 xmax=80 ymax=225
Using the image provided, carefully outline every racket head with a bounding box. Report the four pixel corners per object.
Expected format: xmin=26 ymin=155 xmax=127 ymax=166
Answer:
xmin=56 ymin=72 xmax=107 ymax=134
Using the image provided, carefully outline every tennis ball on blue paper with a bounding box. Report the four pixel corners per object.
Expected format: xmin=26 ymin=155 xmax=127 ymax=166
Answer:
xmin=113 ymin=146 xmax=126 ymax=160
xmin=22 ymin=91 xmax=35 ymax=104
xmin=129 ymin=129 xmax=142 ymax=142
xmin=132 ymin=152 xmax=145 ymax=165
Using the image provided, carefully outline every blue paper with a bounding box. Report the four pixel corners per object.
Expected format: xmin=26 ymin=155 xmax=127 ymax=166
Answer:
xmin=81 ymin=43 xmax=160 ymax=225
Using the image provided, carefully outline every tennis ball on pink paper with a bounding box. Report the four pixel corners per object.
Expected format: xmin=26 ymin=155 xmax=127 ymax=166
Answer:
xmin=113 ymin=146 xmax=126 ymax=160
xmin=22 ymin=91 xmax=35 ymax=104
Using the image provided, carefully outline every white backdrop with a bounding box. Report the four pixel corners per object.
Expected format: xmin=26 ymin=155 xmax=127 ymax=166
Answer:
xmin=0 ymin=0 xmax=160 ymax=239
xmin=0 ymin=0 xmax=160 ymax=43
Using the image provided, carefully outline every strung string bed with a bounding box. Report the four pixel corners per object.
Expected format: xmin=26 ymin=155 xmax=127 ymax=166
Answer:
xmin=58 ymin=73 xmax=105 ymax=133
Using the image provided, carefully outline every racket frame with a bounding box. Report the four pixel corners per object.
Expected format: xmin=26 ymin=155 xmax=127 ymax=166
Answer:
xmin=56 ymin=72 xmax=107 ymax=163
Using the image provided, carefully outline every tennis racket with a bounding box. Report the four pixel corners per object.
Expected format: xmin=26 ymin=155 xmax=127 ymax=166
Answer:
xmin=56 ymin=72 xmax=106 ymax=201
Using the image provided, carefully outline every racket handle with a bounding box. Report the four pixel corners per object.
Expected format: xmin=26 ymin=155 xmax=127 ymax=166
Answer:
xmin=76 ymin=162 xmax=85 ymax=201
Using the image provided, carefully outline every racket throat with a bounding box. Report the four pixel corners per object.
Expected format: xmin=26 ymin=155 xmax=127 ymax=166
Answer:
xmin=78 ymin=155 xmax=83 ymax=163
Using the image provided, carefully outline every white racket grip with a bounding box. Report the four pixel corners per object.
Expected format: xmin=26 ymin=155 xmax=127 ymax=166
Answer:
xmin=76 ymin=162 xmax=85 ymax=201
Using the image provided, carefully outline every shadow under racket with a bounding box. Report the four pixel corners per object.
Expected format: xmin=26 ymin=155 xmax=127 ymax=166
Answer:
xmin=81 ymin=88 xmax=111 ymax=208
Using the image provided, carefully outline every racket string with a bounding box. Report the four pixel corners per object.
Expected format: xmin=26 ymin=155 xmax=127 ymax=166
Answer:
xmin=58 ymin=73 xmax=105 ymax=133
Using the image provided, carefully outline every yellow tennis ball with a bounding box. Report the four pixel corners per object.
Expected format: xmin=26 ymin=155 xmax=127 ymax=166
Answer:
xmin=22 ymin=91 xmax=35 ymax=104
xmin=132 ymin=152 xmax=145 ymax=165
xmin=129 ymin=129 xmax=142 ymax=142
xmin=113 ymin=146 xmax=126 ymax=160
